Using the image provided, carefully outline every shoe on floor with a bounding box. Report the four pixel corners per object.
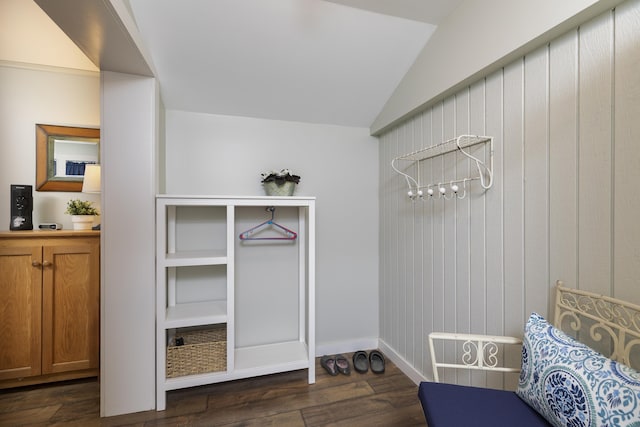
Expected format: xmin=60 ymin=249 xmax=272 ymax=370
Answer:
xmin=352 ymin=351 xmax=369 ymax=374
xmin=369 ymin=350 xmax=385 ymax=374
xmin=335 ymin=354 xmax=351 ymax=375
xmin=321 ymin=355 xmax=338 ymax=376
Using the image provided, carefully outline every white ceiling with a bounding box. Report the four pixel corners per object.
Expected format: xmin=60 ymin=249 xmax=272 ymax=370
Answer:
xmin=0 ymin=0 xmax=97 ymax=71
xmin=325 ymin=0 xmax=463 ymax=24
xmin=4 ymin=0 xmax=463 ymax=129
xmin=127 ymin=0 xmax=462 ymax=128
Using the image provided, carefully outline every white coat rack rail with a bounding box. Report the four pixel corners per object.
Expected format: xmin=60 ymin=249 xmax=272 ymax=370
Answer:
xmin=391 ymin=135 xmax=494 ymax=201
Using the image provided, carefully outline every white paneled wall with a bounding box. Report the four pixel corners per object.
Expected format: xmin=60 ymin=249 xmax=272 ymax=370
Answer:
xmin=378 ymin=0 xmax=640 ymax=386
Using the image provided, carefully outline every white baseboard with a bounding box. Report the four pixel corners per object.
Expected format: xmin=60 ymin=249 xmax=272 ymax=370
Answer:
xmin=315 ymin=337 xmax=379 ymax=357
xmin=378 ymin=339 xmax=430 ymax=385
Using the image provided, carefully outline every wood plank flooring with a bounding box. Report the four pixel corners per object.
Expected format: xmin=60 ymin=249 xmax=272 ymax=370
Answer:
xmin=0 ymin=353 xmax=425 ymax=426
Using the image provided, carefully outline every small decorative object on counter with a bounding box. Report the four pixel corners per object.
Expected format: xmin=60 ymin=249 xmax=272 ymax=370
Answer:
xmin=65 ymin=199 xmax=100 ymax=230
xmin=261 ymin=169 xmax=301 ymax=196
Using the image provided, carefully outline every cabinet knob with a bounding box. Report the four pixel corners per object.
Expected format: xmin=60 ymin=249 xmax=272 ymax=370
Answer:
xmin=42 ymin=260 xmax=52 ymax=267
xmin=32 ymin=260 xmax=42 ymax=267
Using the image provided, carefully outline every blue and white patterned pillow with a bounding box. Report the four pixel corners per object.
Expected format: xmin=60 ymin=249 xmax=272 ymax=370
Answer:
xmin=516 ymin=313 xmax=640 ymax=427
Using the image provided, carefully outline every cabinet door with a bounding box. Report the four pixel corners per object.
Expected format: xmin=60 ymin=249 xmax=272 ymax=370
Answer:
xmin=0 ymin=246 xmax=42 ymax=380
xmin=42 ymin=239 xmax=99 ymax=374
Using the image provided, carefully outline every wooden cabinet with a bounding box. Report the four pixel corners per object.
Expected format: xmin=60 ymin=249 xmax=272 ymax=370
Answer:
xmin=0 ymin=231 xmax=100 ymax=388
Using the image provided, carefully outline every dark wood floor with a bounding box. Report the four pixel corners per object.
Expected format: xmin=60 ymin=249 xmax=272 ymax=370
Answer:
xmin=0 ymin=353 xmax=425 ymax=426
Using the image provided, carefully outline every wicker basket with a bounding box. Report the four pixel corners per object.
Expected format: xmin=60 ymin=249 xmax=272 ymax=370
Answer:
xmin=263 ymin=181 xmax=296 ymax=196
xmin=166 ymin=325 xmax=227 ymax=378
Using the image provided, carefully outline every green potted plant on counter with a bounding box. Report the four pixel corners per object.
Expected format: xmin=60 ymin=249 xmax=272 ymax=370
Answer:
xmin=65 ymin=199 xmax=100 ymax=230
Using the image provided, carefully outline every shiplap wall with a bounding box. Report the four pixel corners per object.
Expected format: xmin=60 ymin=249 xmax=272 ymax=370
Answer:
xmin=378 ymin=0 xmax=640 ymax=386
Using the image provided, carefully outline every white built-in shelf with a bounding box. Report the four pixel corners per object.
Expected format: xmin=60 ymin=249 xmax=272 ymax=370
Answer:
xmin=162 ymin=250 xmax=227 ymax=267
xmin=156 ymin=195 xmax=316 ymax=411
xmin=163 ymin=341 xmax=309 ymax=392
xmin=234 ymin=341 xmax=309 ymax=372
xmin=164 ymin=300 xmax=227 ymax=329
xmin=164 ymin=369 xmax=230 ymax=391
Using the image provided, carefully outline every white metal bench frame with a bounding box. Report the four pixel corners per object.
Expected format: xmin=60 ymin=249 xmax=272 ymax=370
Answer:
xmin=554 ymin=282 xmax=640 ymax=367
xmin=429 ymin=281 xmax=640 ymax=382
xmin=428 ymin=332 xmax=521 ymax=382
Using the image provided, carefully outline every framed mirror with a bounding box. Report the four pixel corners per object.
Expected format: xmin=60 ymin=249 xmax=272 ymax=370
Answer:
xmin=36 ymin=124 xmax=100 ymax=192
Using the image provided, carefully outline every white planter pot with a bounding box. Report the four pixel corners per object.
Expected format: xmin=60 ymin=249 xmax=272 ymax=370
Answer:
xmin=71 ymin=215 xmax=94 ymax=230
xmin=263 ymin=181 xmax=296 ymax=196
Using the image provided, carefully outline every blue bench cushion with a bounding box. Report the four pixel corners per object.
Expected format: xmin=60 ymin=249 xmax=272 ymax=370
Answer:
xmin=418 ymin=381 xmax=550 ymax=426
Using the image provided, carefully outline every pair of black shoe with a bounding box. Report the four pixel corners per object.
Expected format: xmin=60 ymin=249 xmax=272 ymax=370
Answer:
xmin=352 ymin=350 xmax=385 ymax=374
xmin=320 ymin=354 xmax=351 ymax=376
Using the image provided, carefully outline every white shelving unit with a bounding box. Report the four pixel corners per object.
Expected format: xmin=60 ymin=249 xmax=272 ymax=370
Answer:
xmin=156 ymin=195 xmax=316 ymax=410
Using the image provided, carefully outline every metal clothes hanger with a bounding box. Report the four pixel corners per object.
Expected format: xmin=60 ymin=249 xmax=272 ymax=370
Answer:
xmin=238 ymin=206 xmax=297 ymax=241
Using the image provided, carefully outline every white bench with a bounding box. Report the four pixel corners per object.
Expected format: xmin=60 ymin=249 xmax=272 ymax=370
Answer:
xmin=419 ymin=282 xmax=640 ymax=426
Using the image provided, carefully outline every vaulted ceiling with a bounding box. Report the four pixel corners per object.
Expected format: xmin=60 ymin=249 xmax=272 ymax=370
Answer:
xmin=5 ymin=0 xmax=464 ymax=128
xmin=127 ymin=0 xmax=463 ymax=127
xmin=0 ymin=0 xmax=97 ymax=71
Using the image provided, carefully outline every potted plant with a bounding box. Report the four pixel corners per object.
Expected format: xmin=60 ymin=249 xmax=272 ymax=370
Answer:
xmin=65 ymin=199 xmax=100 ymax=230
xmin=261 ymin=169 xmax=301 ymax=196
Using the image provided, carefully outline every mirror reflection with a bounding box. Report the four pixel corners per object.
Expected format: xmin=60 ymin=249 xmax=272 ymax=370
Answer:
xmin=50 ymin=138 xmax=99 ymax=178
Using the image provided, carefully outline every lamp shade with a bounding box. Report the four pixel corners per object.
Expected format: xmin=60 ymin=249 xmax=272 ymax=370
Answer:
xmin=82 ymin=164 xmax=101 ymax=193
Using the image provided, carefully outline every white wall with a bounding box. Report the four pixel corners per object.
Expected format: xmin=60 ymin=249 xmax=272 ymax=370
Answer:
xmin=101 ymin=71 xmax=157 ymax=416
xmin=378 ymin=0 xmax=640 ymax=386
xmin=0 ymin=64 xmax=100 ymax=230
xmin=165 ymin=111 xmax=379 ymax=353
